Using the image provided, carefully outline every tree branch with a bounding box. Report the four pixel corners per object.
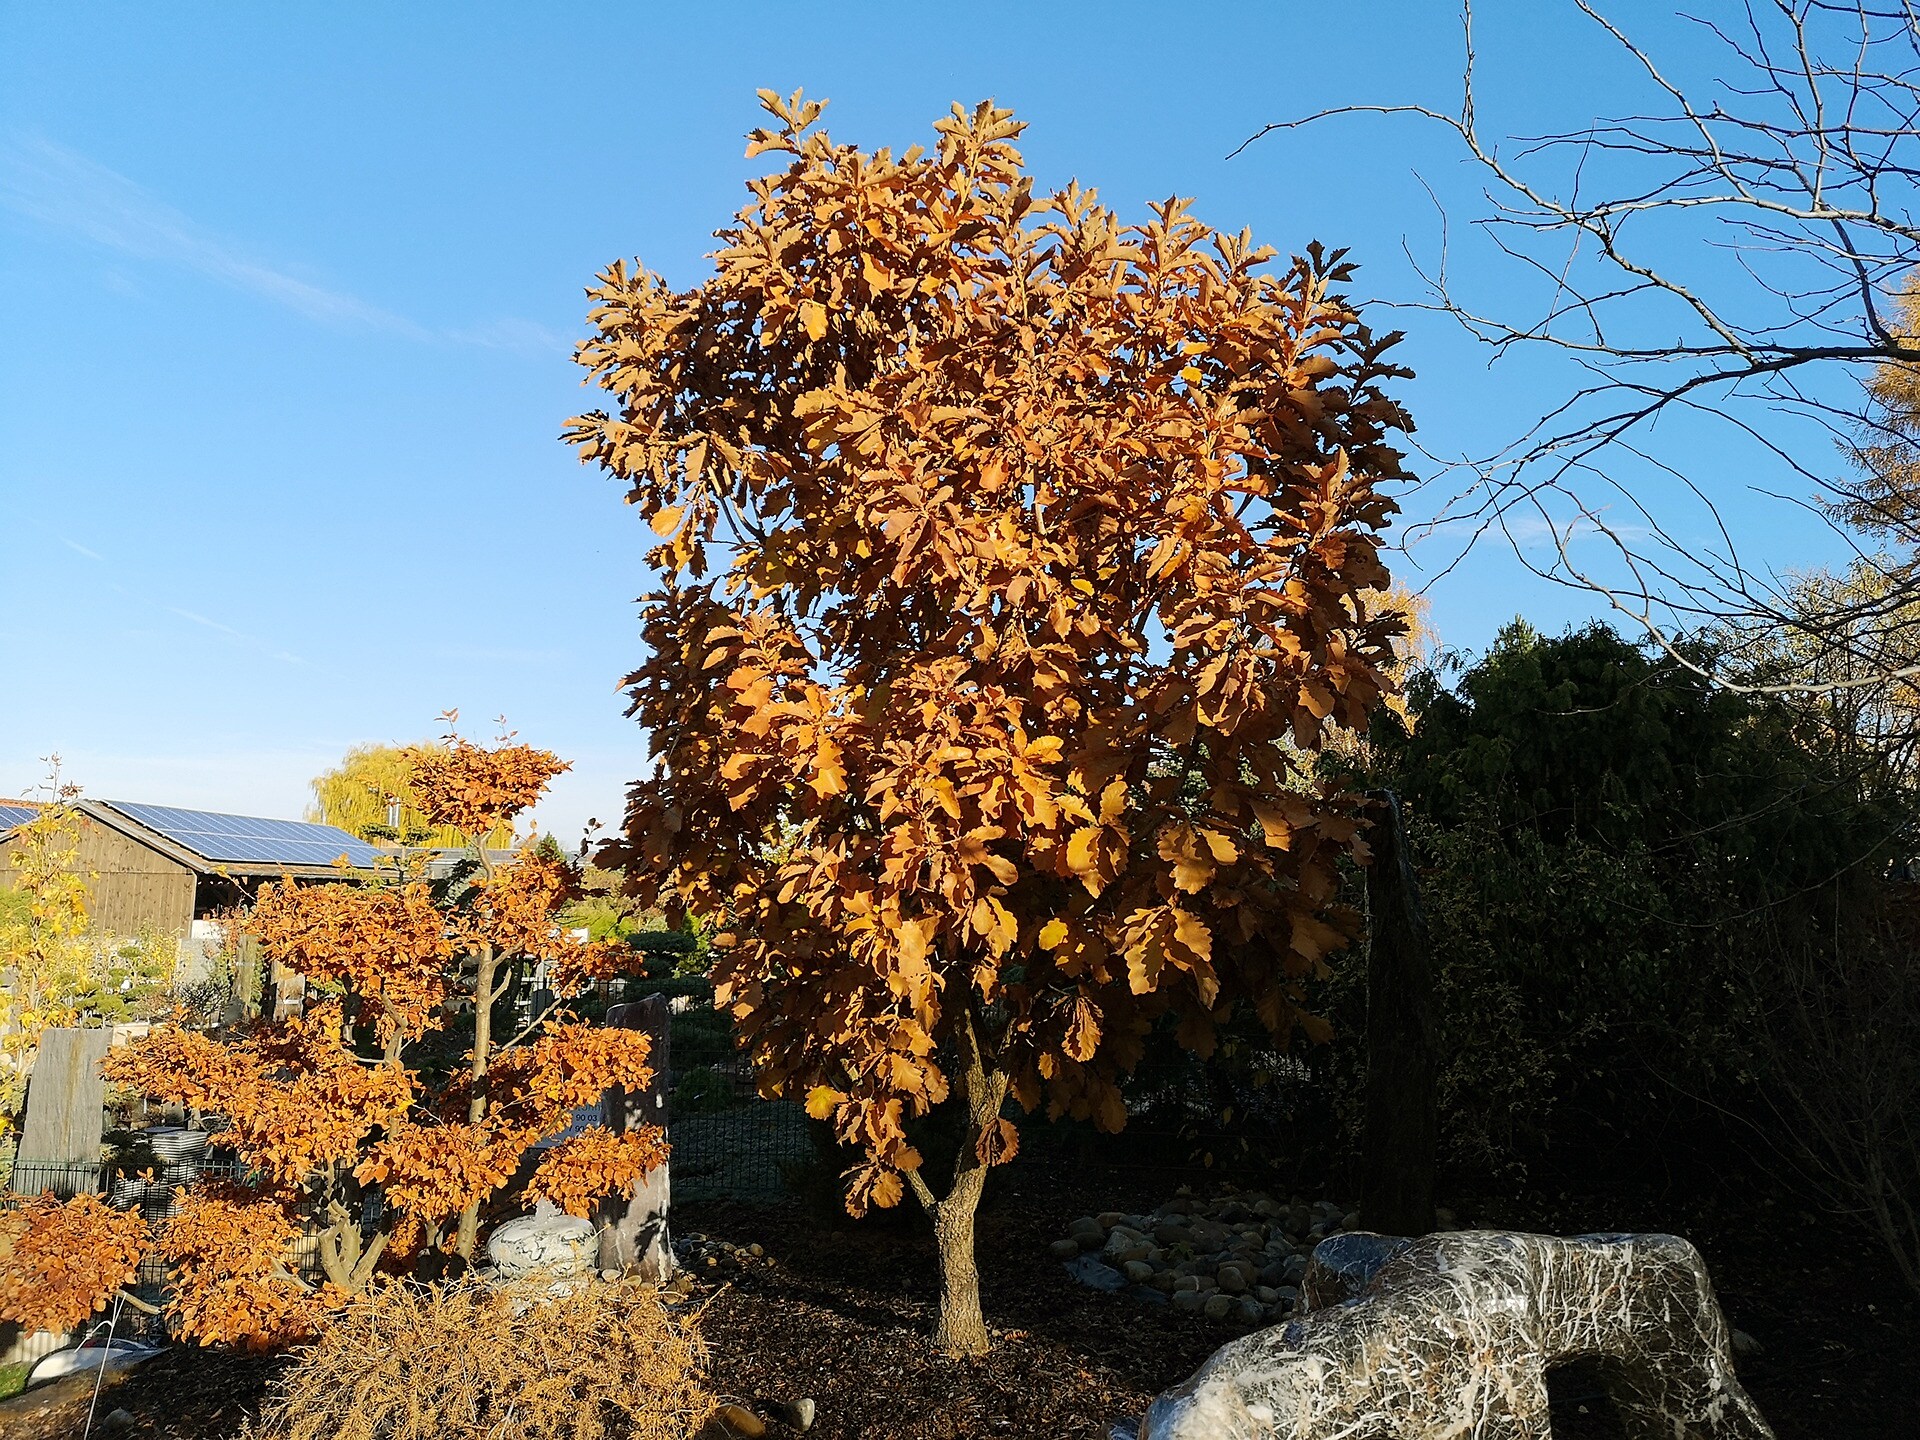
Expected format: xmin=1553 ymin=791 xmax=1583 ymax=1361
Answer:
xmin=1239 ymin=0 xmax=1920 ymax=691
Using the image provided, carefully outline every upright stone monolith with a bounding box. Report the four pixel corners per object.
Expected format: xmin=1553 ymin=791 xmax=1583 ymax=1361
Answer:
xmin=15 ymin=1027 xmax=112 ymax=1186
xmin=598 ymin=994 xmax=674 ymax=1279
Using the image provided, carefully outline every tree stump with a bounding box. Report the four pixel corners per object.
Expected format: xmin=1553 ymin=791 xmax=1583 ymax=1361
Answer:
xmin=1137 ymin=1230 xmax=1773 ymax=1440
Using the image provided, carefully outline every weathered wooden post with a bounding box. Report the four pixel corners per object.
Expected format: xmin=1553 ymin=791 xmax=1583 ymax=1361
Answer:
xmin=221 ymin=932 xmax=264 ymax=1029
xmin=15 ymin=1027 xmax=112 ymax=1190
xmin=1360 ymin=789 xmax=1438 ymax=1237
xmin=598 ymin=995 xmax=674 ymax=1279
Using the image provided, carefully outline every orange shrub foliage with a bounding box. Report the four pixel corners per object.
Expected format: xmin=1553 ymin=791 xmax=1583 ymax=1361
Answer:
xmin=106 ymin=1005 xmax=415 ymax=1188
xmin=0 ymin=1193 xmax=147 ymax=1332
xmin=249 ymin=882 xmax=452 ymax=1042
xmin=404 ymin=733 xmax=568 ymax=841
xmin=354 ymin=1120 xmax=527 ymax=1221
xmin=568 ymin=92 xmax=1411 ymax=1219
xmin=154 ymin=1187 xmax=325 ymax=1348
xmin=17 ymin=731 xmax=669 ymax=1348
xmin=484 ymin=1023 xmax=659 ymax=1119
xmin=457 ymin=852 xmax=629 ymax=991
xmin=526 ymin=1126 xmax=673 ymax=1217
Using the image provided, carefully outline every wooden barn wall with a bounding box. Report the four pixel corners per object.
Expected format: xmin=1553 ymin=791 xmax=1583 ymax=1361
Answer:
xmin=0 ymin=816 xmax=197 ymax=937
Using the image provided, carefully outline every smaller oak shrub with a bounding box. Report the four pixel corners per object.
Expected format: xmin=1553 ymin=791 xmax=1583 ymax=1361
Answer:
xmin=254 ymin=1276 xmax=713 ymax=1440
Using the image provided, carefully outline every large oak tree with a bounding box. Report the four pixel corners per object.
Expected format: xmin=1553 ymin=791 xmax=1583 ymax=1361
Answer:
xmin=567 ymin=92 xmax=1413 ymax=1353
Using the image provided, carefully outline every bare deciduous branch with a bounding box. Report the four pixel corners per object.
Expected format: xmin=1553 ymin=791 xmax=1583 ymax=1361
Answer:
xmin=1242 ymin=0 xmax=1920 ymax=693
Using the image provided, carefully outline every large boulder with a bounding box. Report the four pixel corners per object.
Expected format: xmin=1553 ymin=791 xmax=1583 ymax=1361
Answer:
xmin=1134 ymin=1230 xmax=1772 ymax=1440
xmin=486 ymin=1213 xmax=597 ymax=1280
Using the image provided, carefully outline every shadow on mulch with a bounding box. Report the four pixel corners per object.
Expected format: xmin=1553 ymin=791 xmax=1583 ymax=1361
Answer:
xmin=1 ymin=1175 xmax=1909 ymax=1440
xmin=686 ymin=1186 xmax=1228 ymax=1440
xmin=678 ymin=1172 xmax=1914 ymax=1440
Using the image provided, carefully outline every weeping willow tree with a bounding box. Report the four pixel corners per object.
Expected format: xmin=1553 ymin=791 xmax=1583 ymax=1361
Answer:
xmin=306 ymin=743 xmax=511 ymax=849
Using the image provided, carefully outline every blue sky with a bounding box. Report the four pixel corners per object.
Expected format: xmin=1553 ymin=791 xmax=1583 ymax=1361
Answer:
xmin=0 ymin=2 xmax=1856 ymax=839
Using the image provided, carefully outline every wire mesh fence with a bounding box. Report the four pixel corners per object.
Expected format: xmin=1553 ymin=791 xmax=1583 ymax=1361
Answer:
xmin=2 ymin=1159 xmax=112 ymax=1200
xmin=632 ymin=975 xmax=1342 ymax=1205
xmin=642 ymin=975 xmax=815 ymax=1203
xmin=1 ymin=1155 xmax=257 ymax=1341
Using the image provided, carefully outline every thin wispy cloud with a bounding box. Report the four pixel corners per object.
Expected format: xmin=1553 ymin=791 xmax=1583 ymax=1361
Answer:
xmin=62 ymin=537 xmax=104 ymax=561
xmin=1 ymin=133 xmax=427 ymax=335
xmin=166 ymin=605 xmax=243 ymax=639
xmin=166 ymin=606 xmax=304 ymax=666
xmin=447 ymin=317 xmax=575 ymax=357
xmin=435 ymin=644 xmax=573 ymax=665
xmin=1 ymin=133 xmax=562 ymax=352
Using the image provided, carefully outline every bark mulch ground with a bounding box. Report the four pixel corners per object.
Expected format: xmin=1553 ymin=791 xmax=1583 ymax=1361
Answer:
xmin=683 ymin=1176 xmax=1916 ymax=1440
xmin=0 ymin=1173 xmax=1910 ymax=1440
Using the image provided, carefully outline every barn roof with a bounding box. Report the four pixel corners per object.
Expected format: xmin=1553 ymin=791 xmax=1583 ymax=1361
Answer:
xmin=79 ymin=800 xmax=383 ymax=877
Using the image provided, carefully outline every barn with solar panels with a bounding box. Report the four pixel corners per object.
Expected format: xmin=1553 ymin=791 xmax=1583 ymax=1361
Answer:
xmin=0 ymin=799 xmax=382 ymax=936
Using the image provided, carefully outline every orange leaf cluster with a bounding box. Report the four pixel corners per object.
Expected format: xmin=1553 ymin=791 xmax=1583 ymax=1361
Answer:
xmin=355 ymin=1120 xmax=527 ymax=1221
xmin=458 ymin=852 xmax=628 ymax=994
xmin=484 ymin=1022 xmax=659 ymax=1131
xmin=357 ymin=1023 xmax=663 ymax=1231
xmin=405 ymin=734 xmax=568 ymax=840
xmin=103 ymin=1005 xmax=415 ymax=1188
xmin=525 ymin=1125 xmax=672 ymax=1217
xmin=249 ymin=881 xmax=453 ymax=1042
xmin=571 ymin=94 xmax=1411 ymax=1211
xmin=154 ymin=1185 xmax=323 ymax=1348
xmin=0 ymin=1192 xmax=147 ymax=1332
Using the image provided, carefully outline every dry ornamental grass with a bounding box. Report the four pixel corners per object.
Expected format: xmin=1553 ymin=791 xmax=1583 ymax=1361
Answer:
xmin=251 ymin=1275 xmax=714 ymax=1440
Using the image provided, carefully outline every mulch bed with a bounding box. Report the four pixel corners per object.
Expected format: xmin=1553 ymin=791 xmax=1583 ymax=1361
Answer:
xmin=1 ymin=1174 xmax=1910 ymax=1440
xmin=684 ymin=1177 xmax=1915 ymax=1440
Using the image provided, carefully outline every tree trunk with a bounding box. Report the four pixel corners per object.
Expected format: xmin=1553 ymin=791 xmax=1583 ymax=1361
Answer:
xmin=910 ymin=1005 xmax=1006 ymax=1357
xmin=930 ymin=1194 xmax=988 ymax=1355
xmin=1360 ymin=788 xmax=1439 ymax=1237
xmin=455 ymin=941 xmax=500 ymax=1261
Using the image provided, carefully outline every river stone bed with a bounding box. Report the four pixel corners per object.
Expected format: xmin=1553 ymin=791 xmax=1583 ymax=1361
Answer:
xmin=1052 ymin=1187 xmax=1462 ymax=1329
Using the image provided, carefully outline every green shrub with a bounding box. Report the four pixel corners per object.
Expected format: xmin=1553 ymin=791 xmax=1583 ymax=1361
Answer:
xmin=1357 ymin=620 xmax=1908 ymax=1187
xmin=670 ymin=1066 xmax=736 ymax=1115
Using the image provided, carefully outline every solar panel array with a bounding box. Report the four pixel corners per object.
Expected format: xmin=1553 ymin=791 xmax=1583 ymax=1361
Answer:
xmin=0 ymin=803 xmax=40 ymax=835
xmin=102 ymin=801 xmax=383 ymax=869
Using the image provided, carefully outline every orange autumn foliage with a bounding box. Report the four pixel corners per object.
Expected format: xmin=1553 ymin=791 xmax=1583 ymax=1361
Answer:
xmin=3 ymin=731 xmax=665 ymax=1348
xmin=404 ymin=732 xmax=568 ymax=841
xmin=153 ymin=1186 xmax=327 ymax=1349
xmin=248 ymin=882 xmax=452 ymax=1043
xmin=457 ymin=852 xmax=630 ymax=994
xmin=357 ymin=1022 xmax=657 ymax=1221
xmin=0 ymin=1192 xmax=146 ymax=1332
xmin=568 ymin=91 xmax=1411 ymax=1351
xmin=526 ymin=1126 xmax=673 ymax=1217
xmin=353 ymin=1120 xmax=528 ymax=1222
xmin=106 ymin=1005 xmax=415 ymax=1188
